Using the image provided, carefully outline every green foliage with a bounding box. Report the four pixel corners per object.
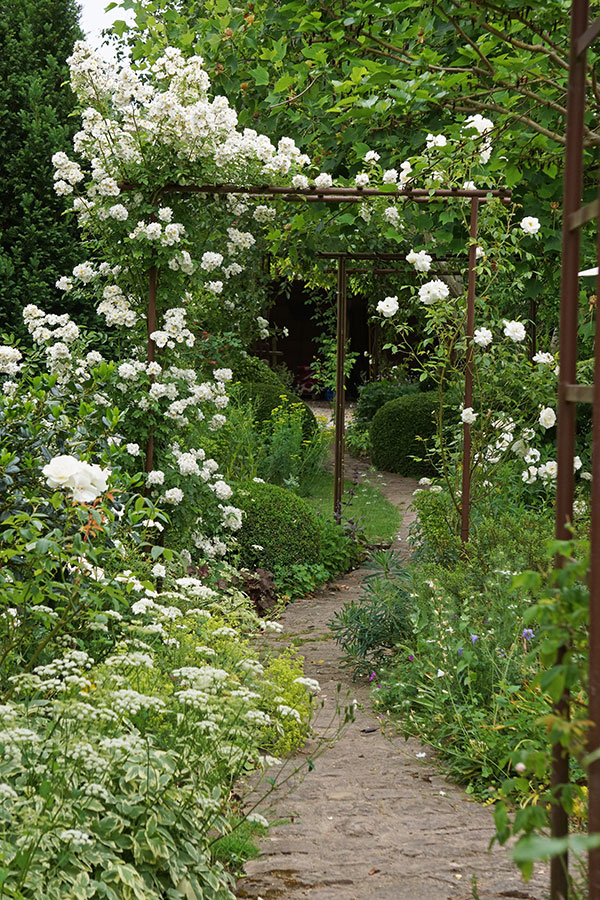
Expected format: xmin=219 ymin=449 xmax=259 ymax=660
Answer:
xmin=206 ymin=389 xmax=328 ymax=495
xmin=211 ymin=818 xmax=266 ymax=874
xmin=272 ymin=561 xmax=330 ymax=600
xmin=354 ymin=378 xmax=418 ymax=428
xmin=237 ymin=381 xmax=316 ymax=439
xmin=232 ymin=355 xmax=285 ymax=388
xmin=344 ymin=420 xmax=371 ymax=458
xmin=330 ymin=550 xmax=413 ymax=676
xmin=261 ymin=648 xmax=314 ymax=756
xmin=409 ymin=489 xmax=462 ymax=567
xmin=316 ymin=515 xmax=357 ymax=577
xmin=370 ymin=391 xmax=437 ymax=477
xmin=235 ymin=481 xmax=321 ymax=572
xmin=0 ymin=0 xmax=85 ymax=336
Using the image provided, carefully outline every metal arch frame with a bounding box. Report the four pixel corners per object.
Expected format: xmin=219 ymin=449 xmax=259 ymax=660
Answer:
xmin=121 ymin=183 xmax=509 ymax=534
xmin=315 ymin=250 xmax=466 ymax=523
xmin=554 ymin=2 xmax=600 ymax=898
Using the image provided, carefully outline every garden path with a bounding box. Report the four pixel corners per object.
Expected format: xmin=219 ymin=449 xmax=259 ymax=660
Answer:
xmin=238 ymin=464 xmax=548 ymax=900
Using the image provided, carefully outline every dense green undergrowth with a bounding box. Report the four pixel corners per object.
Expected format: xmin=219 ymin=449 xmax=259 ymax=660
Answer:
xmin=332 ymin=490 xmax=557 ymax=794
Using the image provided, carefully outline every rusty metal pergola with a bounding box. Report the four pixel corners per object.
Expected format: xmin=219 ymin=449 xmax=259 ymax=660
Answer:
xmin=315 ymin=250 xmax=465 ymax=522
xmin=553 ymin=2 xmax=600 ymax=898
xmin=127 ymin=182 xmax=510 ymax=536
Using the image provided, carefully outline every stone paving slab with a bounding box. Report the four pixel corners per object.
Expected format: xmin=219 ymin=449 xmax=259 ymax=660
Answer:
xmin=237 ymin=467 xmax=548 ymax=900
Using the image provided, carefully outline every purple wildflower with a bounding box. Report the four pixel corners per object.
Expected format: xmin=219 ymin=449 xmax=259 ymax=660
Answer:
xmin=470 ymin=633 xmax=478 ymax=644
xmin=522 ymin=628 xmax=535 ymax=641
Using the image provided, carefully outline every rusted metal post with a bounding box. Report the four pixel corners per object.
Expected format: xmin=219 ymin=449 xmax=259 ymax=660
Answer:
xmin=554 ymin=2 xmax=589 ymax=895
xmin=590 ymin=217 xmax=600 ymax=900
xmin=145 ymin=265 xmax=157 ymax=476
xmin=460 ymin=198 xmax=479 ymax=543
xmin=334 ymin=256 xmax=347 ymax=523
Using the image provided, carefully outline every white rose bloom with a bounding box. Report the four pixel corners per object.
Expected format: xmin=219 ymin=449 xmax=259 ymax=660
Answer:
xmin=418 ymin=279 xmax=449 ymax=305
xmin=574 ymin=455 xmax=583 ymax=471
xmin=461 ymin=407 xmax=477 ymax=425
xmin=314 ymin=172 xmax=333 ymax=190
xmin=520 ymin=216 xmax=541 ymax=235
xmin=426 ymin=133 xmax=447 ymax=149
xmin=355 ymin=172 xmax=369 ymax=188
xmin=532 ymin=351 xmax=554 ymax=365
xmin=376 ymin=296 xmax=399 ymax=318
xmin=473 ymin=327 xmax=492 ymax=347
xmin=43 ymin=455 xmax=82 ymax=490
xmin=364 ymin=150 xmax=380 ymax=162
xmin=539 ymin=407 xmax=556 ymax=429
xmin=42 ymin=455 xmax=110 ymax=503
xmin=503 ymin=320 xmax=526 ymax=342
xmin=382 ymin=168 xmax=398 ymax=184
xmin=164 ymin=487 xmax=184 ymax=505
xmin=406 ymin=249 xmax=432 ymax=272
xmin=539 ymin=460 xmax=558 ymax=481
xmin=291 ymin=174 xmax=309 ymax=190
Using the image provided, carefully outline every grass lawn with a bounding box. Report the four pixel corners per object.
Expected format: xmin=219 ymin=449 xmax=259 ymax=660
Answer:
xmin=303 ymin=470 xmax=401 ymax=544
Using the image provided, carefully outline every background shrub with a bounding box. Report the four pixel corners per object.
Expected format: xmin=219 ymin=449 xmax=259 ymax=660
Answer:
xmin=235 ymin=481 xmax=321 ymax=572
xmin=354 ymin=378 xmax=419 ymax=428
xmin=370 ymin=391 xmax=437 ymax=476
xmin=232 ymin=355 xmax=285 ymax=388
xmin=0 ymin=0 xmax=86 ymax=337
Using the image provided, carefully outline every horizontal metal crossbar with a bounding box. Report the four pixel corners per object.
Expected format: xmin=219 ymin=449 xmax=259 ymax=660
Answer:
xmin=569 ymin=198 xmax=600 ymax=230
xmin=317 ymin=251 xmax=449 ymax=259
xmin=325 ymin=266 xmax=463 ymax=274
xmin=119 ymin=181 xmax=511 ymax=201
xmin=565 ymin=383 xmax=595 ymax=403
xmin=577 ymin=15 xmax=600 ymax=56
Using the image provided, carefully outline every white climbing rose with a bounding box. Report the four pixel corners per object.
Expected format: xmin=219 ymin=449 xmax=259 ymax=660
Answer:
xmin=376 ymin=296 xmax=399 ymax=318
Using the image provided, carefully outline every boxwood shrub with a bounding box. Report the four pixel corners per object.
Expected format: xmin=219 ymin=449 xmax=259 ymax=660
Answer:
xmin=235 ymin=481 xmax=321 ymax=572
xmin=232 ymin=355 xmax=284 ymax=388
xmin=355 ymin=378 xmax=419 ymax=428
xmin=237 ymin=381 xmax=316 ymax=437
xmin=370 ymin=391 xmax=437 ymax=476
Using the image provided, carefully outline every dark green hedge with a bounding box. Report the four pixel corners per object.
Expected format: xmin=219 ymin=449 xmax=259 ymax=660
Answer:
xmin=235 ymin=481 xmax=321 ymax=571
xmin=0 ymin=0 xmax=86 ymax=337
xmin=355 ymin=378 xmax=419 ymax=428
xmin=237 ymin=381 xmax=316 ymax=437
xmin=370 ymin=391 xmax=437 ymax=477
xmin=232 ymin=356 xmax=284 ymax=388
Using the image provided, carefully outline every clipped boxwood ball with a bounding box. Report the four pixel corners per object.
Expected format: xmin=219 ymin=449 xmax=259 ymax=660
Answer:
xmin=237 ymin=381 xmax=316 ymax=438
xmin=232 ymin=355 xmax=284 ymax=388
xmin=370 ymin=391 xmax=437 ymax=477
xmin=235 ymin=481 xmax=321 ymax=572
